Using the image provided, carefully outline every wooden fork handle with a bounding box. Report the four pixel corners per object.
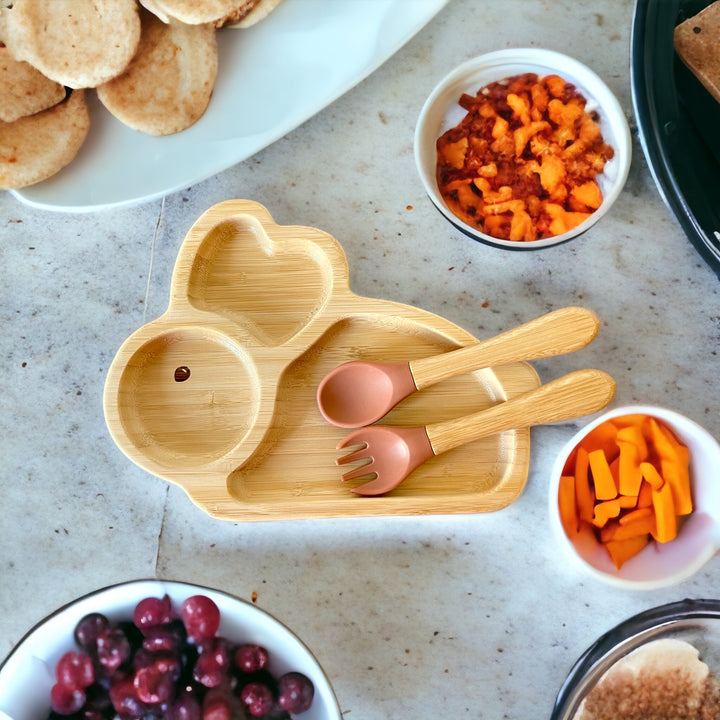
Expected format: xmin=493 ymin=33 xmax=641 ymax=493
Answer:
xmin=426 ymin=368 xmax=615 ymax=456
xmin=409 ymin=306 xmax=599 ymax=390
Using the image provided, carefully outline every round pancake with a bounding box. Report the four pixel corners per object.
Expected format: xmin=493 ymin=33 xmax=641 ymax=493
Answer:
xmin=0 ymin=45 xmax=66 ymax=122
xmin=4 ymin=0 xmax=141 ymax=88
xmin=227 ymin=0 xmax=284 ymax=28
xmin=147 ymin=0 xmax=259 ymax=26
xmin=0 ymin=89 xmax=90 ymax=189
xmin=96 ymin=10 xmax=218 ymax=136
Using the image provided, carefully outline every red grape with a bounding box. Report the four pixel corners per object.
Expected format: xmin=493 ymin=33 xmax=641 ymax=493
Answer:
xmin=133 ymin=594 xmax=174 ymax=633
xmin=201 ymin=687 xmax=242 ymax=720
xmin=133 ymin=661 xmax=177 ymax=704
xmin=234 ymin=644 xmax=268 ymax=674
xmin=73 ymin=613 xmax=109 ymax=651
xmin=54 ymin=651 xmax=94 ymax=690
xmin=50 ymin=683 xmax=85 ymax=715
xmin=192 ymin=637 xmax=230 ymax=688
xmin=168 ymin=689 xmax=202 ymax=720
xmin=180 ymin=596 xmax=220 ymax=643
xmin=45 ymin=593 xmax=316 ymax=719
xmin=96 ymin=627 xmax=131 ymax=673
xmin=277 ymin=672 xmax=314 ymax=715
xmin=239 ymin=681 xmax=274 ymax=717
xmin=109 ymin=675 xmax=149 ymax=718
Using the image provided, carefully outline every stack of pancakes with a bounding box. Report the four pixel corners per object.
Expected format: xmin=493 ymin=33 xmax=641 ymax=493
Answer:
xmin=0 ymin=0 xmax=282 ymax=190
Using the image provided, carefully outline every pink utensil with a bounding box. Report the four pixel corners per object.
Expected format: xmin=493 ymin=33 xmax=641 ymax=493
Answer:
xmin=336 ymin=368 xmax=616 ymax=496
xmin=317 ymin=306 xmax=599 ymax=428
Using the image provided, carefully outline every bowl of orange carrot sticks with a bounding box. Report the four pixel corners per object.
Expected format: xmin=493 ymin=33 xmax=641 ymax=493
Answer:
xmin=549 ymin=405 xmax=720 ymax=589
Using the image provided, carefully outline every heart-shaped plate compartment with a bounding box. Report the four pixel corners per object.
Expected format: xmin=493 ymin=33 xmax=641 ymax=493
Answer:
xmin=103 ymin=200 xmax=540 ymax=520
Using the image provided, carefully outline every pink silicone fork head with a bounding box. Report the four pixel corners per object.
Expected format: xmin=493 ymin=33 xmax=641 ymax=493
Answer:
xmin=336 ymin=425 xmax=434 ymax=495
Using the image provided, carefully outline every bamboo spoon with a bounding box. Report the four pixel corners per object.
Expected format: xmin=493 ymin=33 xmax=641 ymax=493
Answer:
xmin=336 ymin=368 xmax=616 ymax=496
xmin=317 ymin=306 xmax=600 ymax=427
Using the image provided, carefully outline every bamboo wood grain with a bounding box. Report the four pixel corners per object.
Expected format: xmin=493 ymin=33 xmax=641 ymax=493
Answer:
xmin=103 ymin=199 xmax=559 ymax=521
xmin=427 ymin=369 xmax=616 ymax=456
xmin=409 ymin=306 xmax=599 ymax=390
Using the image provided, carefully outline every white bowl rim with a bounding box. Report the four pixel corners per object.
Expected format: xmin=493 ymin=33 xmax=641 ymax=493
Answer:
xmin=548 ymin=405 xmax=720 ymax=590
xmin=0 ymin=578 xmax=341 ymax=720
xmin=414 ymin=47 xmax=632 ymax=250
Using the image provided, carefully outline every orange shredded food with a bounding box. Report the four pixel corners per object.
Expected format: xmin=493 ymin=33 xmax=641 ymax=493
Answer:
xmin=436 ymin=72 xmax=615 ymax=242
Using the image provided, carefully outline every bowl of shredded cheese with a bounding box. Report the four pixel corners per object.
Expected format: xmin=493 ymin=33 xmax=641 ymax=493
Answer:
xmin=414 ymin=48 xmax=631 ymax=249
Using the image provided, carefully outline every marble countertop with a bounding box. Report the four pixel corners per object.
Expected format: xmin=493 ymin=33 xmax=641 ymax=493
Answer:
xmin=2 ymin=1 xmax=719 ymax=718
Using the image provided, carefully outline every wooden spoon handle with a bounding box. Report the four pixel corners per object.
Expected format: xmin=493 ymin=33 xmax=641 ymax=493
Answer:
xmin=426 ymin=368 xmax=615 ymax=456
xmin=408 ymin=306 xmax=599 ymax=390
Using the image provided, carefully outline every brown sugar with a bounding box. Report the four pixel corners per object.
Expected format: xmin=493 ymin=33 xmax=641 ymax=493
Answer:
xmin=573 ymin=639 xmax=720 ymax=720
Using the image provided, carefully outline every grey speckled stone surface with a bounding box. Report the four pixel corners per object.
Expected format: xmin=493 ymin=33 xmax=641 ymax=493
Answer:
xmin=1 ymin=2 xmax=719 ymax=719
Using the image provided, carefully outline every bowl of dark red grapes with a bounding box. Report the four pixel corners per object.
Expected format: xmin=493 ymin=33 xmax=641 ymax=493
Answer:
xmin=0 ymin=580 xmax=341 ymax=720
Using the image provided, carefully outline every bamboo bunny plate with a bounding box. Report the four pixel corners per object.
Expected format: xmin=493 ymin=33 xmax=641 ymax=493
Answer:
xmin=103 ymin=200 xmax=540 ymax=521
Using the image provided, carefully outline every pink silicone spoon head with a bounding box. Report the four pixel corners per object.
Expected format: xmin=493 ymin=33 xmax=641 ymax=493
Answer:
xmin=316 ymin=360 xmax=418 ymax=428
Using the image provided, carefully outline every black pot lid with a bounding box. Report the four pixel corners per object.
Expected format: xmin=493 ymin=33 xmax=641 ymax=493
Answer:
xmin=631 ymin=0 xmax=720 ymax=278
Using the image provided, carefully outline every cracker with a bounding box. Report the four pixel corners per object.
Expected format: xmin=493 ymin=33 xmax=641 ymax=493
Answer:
xmin=227 ymin=0 xmax=283 ymax=28
xmin=0 ymin=89 xmax=90 ymax=189
xmin=0 ymin=45 xmax=66 ymax=122
xmin=147 ymin=0 xmax=258 ymax=26
xmin=674 ymin=1 xmax=720 ymax=104
xmin=4 ymin=0 xmax=141 ymax=89
xmin=96 ymin=10 xmax=218 ymax=136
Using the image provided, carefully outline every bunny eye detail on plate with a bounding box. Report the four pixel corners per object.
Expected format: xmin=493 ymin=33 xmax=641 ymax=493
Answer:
xmin=118 ymin=329 xmax=259 ymax=468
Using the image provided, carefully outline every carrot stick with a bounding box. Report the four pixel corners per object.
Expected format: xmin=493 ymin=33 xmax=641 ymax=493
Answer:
xmin=618 ymin=495 xmax=638 ymax=509
xmin=652 ymin=481 xmax=678 ymax=543
xmin=647 ymin=418 xmax=692 ymax=515
xmin=612 ymin=414 xmax=649 ymax=431
xmin=591 ymin=498 xmax=621 ymax=527
xmin=640 ymin=461 xmax=664 ymax=490
xmin=617 ymin=421 xmax=649 ymax=458
xmin=617 ymin=440 xmax=643 ymax=497
xmin=565 ymin=414 xmax=693 ymax=570
xmin=602 ymin=513 xmax=656 ymax=542
xmin=605 ymin=534 xmax=650 ymax=570
xmin=619 ymin=506 xmax=653 ymax=526
xmin=580 ymin=421 xmax=619 ymax=461
xmin=599 ymin=519 xmax=620 ymax=543
xmin=574 ymin=446 xmax=595 ymax=522
xmin=558 ymin=475 xmax=578 ymax=536
xmin=609 ymin=455 xmax=621 ymax=491
xmin=662 ymin=444 xmax=692 ymax=516
xmin=637 ymin=479 xmax=654 ymax=508
xmin=588 ymin=448 xmax=617 ymax=500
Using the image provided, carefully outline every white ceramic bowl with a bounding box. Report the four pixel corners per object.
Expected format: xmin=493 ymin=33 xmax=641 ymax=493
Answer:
xmin=549 ymin=406 xmax=720 ymax=590
xmin=0 ymin=579 xmax=341 ymax=720
xmin=414 ymin=48 xmax=632 ymax=249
